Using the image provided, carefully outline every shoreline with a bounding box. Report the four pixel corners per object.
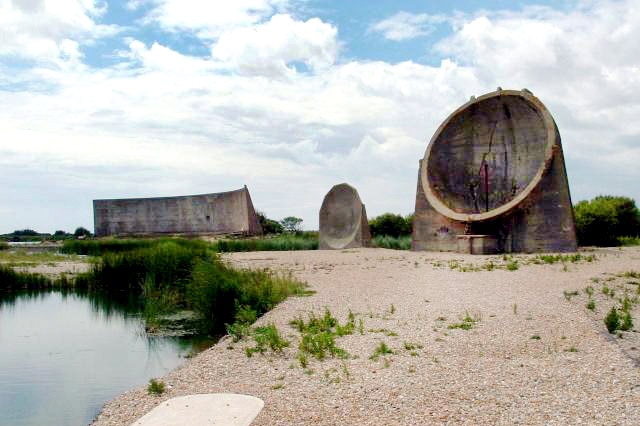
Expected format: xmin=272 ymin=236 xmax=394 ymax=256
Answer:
xmin=93 ymin=247 xmax=640 ymax=425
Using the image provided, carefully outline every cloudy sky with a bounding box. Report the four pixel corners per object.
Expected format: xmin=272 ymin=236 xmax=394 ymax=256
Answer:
xmin=1 ymin=0 xmax=639 ymax=233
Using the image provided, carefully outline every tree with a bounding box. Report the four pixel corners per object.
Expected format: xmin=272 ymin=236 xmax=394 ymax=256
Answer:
xmin=574 ymin=195 xmax=640 ymax=246
xmin=256 ymin=211 xmax=284 ymax=234
xmin=74 ymin=227 xmax=92 ymax=238
xmin=280 ymin=216 xmax=303 ymax=233
xmin=368 ymin=213 xmax=413 ymax=238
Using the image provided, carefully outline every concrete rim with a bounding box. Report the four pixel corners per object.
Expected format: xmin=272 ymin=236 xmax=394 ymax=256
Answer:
xmin=420 ymin=89 xmax=557 ymax=222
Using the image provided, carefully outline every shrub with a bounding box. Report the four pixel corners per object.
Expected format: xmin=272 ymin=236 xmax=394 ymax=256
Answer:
xmin=74 ymin=227 xmax=92 ymax=238
xmin=369 ymin=213 xmax=413 ymax=238
xmin=0 ymin=241 xmax=8 ymax=251
xmin=574 ymin=196 xmax=640 ymax=246
xmin=257 ymin=212 xmax=284 ymax=234
xmin=604 ymin=307 xmax=620 ymax=333
xmin=147 ymin=379 xmax=165 ymax=395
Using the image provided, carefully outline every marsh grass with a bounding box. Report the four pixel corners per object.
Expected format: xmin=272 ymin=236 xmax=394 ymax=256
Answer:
xmin=214 ymin=234 xmax=318 ymax=252
xmin=372 ymin=235 xmax=411 ymax=250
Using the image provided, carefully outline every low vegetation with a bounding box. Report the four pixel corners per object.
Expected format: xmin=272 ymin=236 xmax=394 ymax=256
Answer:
xmin=3 ymin=240 xmax=307 ymax=337
xmin=147 ymin=379 xmax=165 ymax=395
xmin=372 ymin=235 xmax=411 ymax=250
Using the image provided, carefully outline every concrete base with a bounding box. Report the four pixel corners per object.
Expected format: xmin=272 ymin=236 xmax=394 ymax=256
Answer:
xmin=130 ymin=393 xmax=264 ymax=426
xmin=456 ymin=235 xmax=498 ymax=255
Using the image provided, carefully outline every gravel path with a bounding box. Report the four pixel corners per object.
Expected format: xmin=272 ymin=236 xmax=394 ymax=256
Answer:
xmin=93 ymin=248 xmax=640 ymax=425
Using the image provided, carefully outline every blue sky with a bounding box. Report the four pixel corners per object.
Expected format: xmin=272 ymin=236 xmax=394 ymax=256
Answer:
xmin=1 ymin=0 xmax=639 ymax=233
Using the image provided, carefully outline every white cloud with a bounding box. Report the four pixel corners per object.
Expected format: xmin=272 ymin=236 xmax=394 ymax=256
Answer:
xmin=211 ymin=13 xmax=338 ymax=76
xmin=369 ymin=11 xmax=447 ymax=41
xmin=144 ymin=0 xmax=291 ymax=38
xmin=1 ymin=0 xmax=640 ymax=232
xmin=0 ymin=0 xmax=119 ymax=64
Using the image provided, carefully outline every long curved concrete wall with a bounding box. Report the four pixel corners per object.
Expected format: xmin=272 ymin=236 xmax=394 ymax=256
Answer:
xmin=93 ymin=186 xmax=262 ymax=237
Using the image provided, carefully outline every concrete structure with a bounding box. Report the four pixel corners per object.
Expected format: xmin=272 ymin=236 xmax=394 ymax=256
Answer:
xmin=131 ymin=393 xmax=264 ymax=426
xmin=319 ymin=183 xmax=371 ymax=250
xmin=413 ymin=88 xmax=577 ymax=253
xmin=94 ymin=186 xmax=262 ymax=237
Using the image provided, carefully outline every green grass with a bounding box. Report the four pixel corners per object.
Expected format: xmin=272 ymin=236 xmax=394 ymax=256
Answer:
xmin=372 ymin=235 xmax=411 ymax=250
xmin=62 ymin=234 xmax=319 ymax=256
xmin=213 ymin=233 xmax=318 ymax=252
xmin=0 ymin=265 xmax=76 ymax=293
xmin=618 ymin=236 xmax=640 ymax=246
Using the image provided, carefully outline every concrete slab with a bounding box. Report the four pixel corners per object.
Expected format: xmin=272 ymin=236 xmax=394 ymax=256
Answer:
xmin=130 ymin=393 xmax=264 ymax=426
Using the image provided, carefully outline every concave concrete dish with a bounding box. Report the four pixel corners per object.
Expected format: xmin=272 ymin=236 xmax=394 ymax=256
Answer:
xmin=130 ymin=393 xmax=264 ymax=426
xmin=319 ymin=183 xmax=371 ymax=250
xmin=413 ymin=88 xmax=577 ymax=253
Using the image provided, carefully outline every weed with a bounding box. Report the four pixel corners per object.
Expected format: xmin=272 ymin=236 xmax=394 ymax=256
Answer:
xmin=506 ymin=261 xmax=519 ymax=271
xmin=383 ymin=358 xmax=391 ymax=368
xmin=586 ymin=299 xmax=596 ymax=311
xmin=530 ymin=335 xmax=541 ymax=340
xmin=369 ymin=341 xmax=394 ymax=360
xmin=390 ymin=304 xmax=396 ymax=314
xmin=147 ymin=379 xmax=165 ymax=395
xmin=564 ymin=346 xmax=578 ymax=353
xmin=403 ymin=342 xmax=417 ymax=351
xmin=620 ymin=311 xmax=634 ymax=331
xmin=358 ymin=319 xmax=364 ymax=335
xmin=341 ymin=361 xmax=351 ymax=379
xmin=297 ymin=352 xmax=308 ymax=368
xmin=584 ymin=286 xmax=594 ymax=297
xmin=512 ymin=303 xmax=518 ymax=315
xmin=563 ymin=290 xmax=579 ymax=301
xmin=246 ymin=324 xmax=290 ymax=356
xmin=293 ymin=310 xmax=351 ymax=360
xmin=602 ymin=285 xmax=610 ymax=295
xmin=621 ymin=270 xmax=640 ymax=279
xmin=604 ymin=307 xmax=620 ymax=333
xmin=271 ymin=383 xmax=285 ymax=390
xmin=226 ymin=322 xmax=252 ymax=342
xmin=448 ymin=312 xmax=478 ymax=330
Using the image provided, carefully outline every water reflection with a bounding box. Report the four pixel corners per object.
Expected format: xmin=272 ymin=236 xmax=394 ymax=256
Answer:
xmin=0 ymin=291 xmax=214 ymax=426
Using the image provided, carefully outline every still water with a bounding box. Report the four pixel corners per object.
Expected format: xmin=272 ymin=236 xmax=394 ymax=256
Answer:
xmin=0 ymin=291 xmax=210 ymax=426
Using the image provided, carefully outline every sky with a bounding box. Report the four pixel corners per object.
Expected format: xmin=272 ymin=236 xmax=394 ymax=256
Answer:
xmin=1 ymin=0 xmax=639 ymax=233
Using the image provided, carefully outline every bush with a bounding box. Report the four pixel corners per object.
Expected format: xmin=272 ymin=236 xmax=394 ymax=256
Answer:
xmin=369 ymin=213 xmax=413 ymax=238
xmin=257 ymin=212 xmax=284 ymax=234
xmin=74 ymin=227 xmax=92 ymax=238
xmin=0 ymin=241 xmax=8 ymax=251
xmin=574 ymin=196 xmax=640 ymax=246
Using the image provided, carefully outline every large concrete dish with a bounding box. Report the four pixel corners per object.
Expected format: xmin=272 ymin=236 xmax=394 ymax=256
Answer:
xmin=421 ymin=89 xmax=557 ymax=222
xmin=319 ymin=183 xmax=365 ymax=250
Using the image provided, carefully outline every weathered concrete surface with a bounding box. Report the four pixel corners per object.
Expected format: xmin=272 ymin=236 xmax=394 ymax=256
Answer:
xmin=319 ymin=183 xmax=371 ymax=250
xmin=413 ymin=88 xmax=577 ymax=253
xmin=130 ymin=394 xmax=264 ymax=426
xmin=94 ymin=186 xmax=262 ymax=237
